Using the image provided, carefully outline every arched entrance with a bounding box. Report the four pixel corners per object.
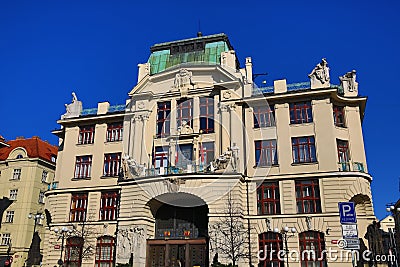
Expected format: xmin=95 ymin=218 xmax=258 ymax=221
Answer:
xmin=147 ymin=194 xmax=209 ymax=267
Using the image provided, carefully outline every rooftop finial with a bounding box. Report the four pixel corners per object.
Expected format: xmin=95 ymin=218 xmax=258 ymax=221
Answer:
xmin=197 ymin=31 xmax=203 ymax=37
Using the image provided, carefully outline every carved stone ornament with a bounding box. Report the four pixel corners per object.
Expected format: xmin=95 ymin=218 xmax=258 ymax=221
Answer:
xmin=207 ymin=145 xmax=239 ymax=173
xmin=173 ymin=69 xmax=194 ymax=97
xmin=339 ymin=70 xmax=358 ymax=97
xmin=308 ymin=58 xmax=330 ymax=89
xmin=121 ymin=154 xmax=145 ymax=178
xmin=177 ymin=120 xmax=194 ymax=135
xmin=223 ymin=91 xmax=231 ymax=99
xmin=116 ymin=226 xmax=146 ymax=264
xmin=137 ymin=101 xmax=145 ymax=110
xmin=163 ymin=177 xmax=181 ymax=193
xmin=61 ymin=92 xmax=82 ymax=119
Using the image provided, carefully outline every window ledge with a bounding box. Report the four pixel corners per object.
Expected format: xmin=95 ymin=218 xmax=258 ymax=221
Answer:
xmin=334 ymin=125 xmax=348 ymax=130
xmin=100 ymin=175 xmax=119 ymax=179
xmin=253 ymin=164 xmax=279 ymax=169
xmin=71 ymin=177 xmax=92 ymax=181
xmin=105 ymin=140 xmax=123 ymax=143
xmin=291 ymin=161 xmax=318 ymax=166
xmin=76 ymin=143 xmax=94 ymax=146
xmin=9 ymin=179 xmax=20 ymax=181
xmin=289 ymin=122 xmax=314 ymax=126
xmin=253 ymin=126 xmax=276 ymax=130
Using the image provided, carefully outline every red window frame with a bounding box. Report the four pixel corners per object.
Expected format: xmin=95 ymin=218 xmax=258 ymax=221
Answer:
xmin=65 ymin=237 xmax=84 ymax=267
xmin=106 ymin=122 xmax=123 ymax=142
xmin=257 ymin=182 xmax=281 ymax=215
xmin=253 ymin=105 xmax=275 ymax=128
xmin=70 ymin=193 xmax=88 ymax=222
xmin=299 ymin=231 xmax=327 ymax=267
xmin=78 ymin=125 xmax=95 ymax=144
xmin=333 ymin=105 xmax=346 ymax=127
xmin=255 ymin=140 xmax=278 ymax=166
xmin=199 ymin=142 xmax=214 ymax=166
xmin=103 ymin=153 xmax=121 ymax=177
xmin=337 ymin=139 xmax=349 ymax=163
xmin=156 ymin=101 xmax=171 ymax=138
xmin=259 ymin=232 xmax=283 ymax=267
xmin=292 ymin=136 xmax=316 ymax=163
xmin=74 ymin=156 xmax=92 ymax=178
xmin=99 ymin=191 xmax=119 ymax=221
xmin=153 ymin=146 xmax=169 ymax=168
xmin=295 ymin=180 xmax=321 ymax=214
xmin=200 ymin=97 xmax=214 ymax=133
xmin=289 ymin=101 xmax=313 ymax=124
xmin=177 ymin=98 xmax=193 ymax=128
xmin=95 ymin=236 xmax=115 ymax=267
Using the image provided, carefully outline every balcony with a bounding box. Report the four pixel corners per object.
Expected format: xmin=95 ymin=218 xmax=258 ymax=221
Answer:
xmin=144 ymin=164 xmax=208 ymax=177
xmin=338 ymin=161 xmax=365 ymax=172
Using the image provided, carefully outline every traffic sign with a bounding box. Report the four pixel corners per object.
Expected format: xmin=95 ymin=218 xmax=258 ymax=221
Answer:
xmin=338 ymin=202 xmax=357 ymax=224
xmin=342 ymin=224 xmax=358 ymax=238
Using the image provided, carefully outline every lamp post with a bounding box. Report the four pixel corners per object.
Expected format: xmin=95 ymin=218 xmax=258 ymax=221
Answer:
xmin=28 ymin=213 xmax=45 ymax=234
xmin=386 ymin=204 xmax=400 ymax=267
xmin=27 ymin=212 xmax=45 ymax=266
xmin=53 ymin=226 xmax=73 ymax=266
xmin=273 ymin=226 xmax=296 ymax=267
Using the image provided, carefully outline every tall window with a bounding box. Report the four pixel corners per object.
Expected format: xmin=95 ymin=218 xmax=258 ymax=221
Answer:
xmin=257 ymin=182 xmax=281 ymax=215
xmin=289 ymin=101 xmax=313 ymax=124
xmin=156 ymin=101 xmax=171 ymax=137
xmin=70 ymin=193 xmax=88 ymax=222
xmin=177 ymin=99 xmax=193 ymax=128
xmin=41 ymin=170 xmax=48 ymax=183
xmin=106 ymin=122 xmax=123 ymax=142
xmin=1 ymin=233 xmax=11 ymax=245
xmin=296 ymin=180 xmax=321 ymax=214
xmin=9 ymin=189 xmax=18 ymax=200
xmin=253 ymin=105 xmax=275 ymax=128
xmin=255 ymin=140 xmax=278 ymax=166
xmin=292 ymin=136 xmax=316 ymax=163
xmin=333 ymin=105 xmax=346 ymax=127
xmin=78 ymin=125 xmax=95 ymax=144
xmin=154 ymin=147 xmax=169 ymax=168
xmin=65 ymin=237 xmax=84 ymax=267
xmin=75 ymin=156 xmax=92 ymax=178
xmin=103 ymin=153 xmax=121 ymax=177
xmin=337 ymin=139 xmax=350 ymax=171
xmin=12 ymin=169 xmax=21 ymax=180
xmin=259 ymin=232 xmax=283 ymax=267
xmin=5 ymin=211 xmax=14 ymax=223
xmin=38 ymin=191 xmax=45 ymax=204
xmin=299 ymin=231 xmax=327 ymax=267
xmin=95 ymin=236 xmax=115 ymax=267
xmin=99 ymin=191 xmax=119 ymax=221
xmin=199 ymin=142 xmax=214 ymax=166
xmin=200 ymin=97 xmax=214 ymax=133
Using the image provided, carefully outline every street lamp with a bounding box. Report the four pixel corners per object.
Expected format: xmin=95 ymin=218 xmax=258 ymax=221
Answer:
xmin=53 ymin=226 xmax=73 ymax=266
xmin=28 ymin=213 xmax=45 ymax=234
xmin=386 ymin=204 xmax=400 ymax=267
xmin=274 ymin=226 xmax=296 ymax=267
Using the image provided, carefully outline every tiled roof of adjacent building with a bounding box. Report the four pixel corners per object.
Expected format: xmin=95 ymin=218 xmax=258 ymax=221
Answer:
xmin=0 ymin=136 xmax=58 ymax=163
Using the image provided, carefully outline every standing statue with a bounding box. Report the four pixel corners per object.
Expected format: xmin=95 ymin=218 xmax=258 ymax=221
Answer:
xmin=173 ymin=69 xmax=194 ymax=96
xmin=365 ymin=221 xmax=385 ymax=260
xmin=339 ymin=70 xmax=358 ymax=97
xmin=309 ymin=58 xmax=330 ymax=89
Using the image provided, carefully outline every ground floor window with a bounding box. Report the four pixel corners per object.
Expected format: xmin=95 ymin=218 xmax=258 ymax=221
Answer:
xmin=258 ymin=232 xmax=283 ymax=267
xmin=95 ymin=236 xmax=115 ymax=267
xmin=299 ymin=231 xmax=327 ymax=267
xmin=65 ymin=237 xmax=84 ymax=267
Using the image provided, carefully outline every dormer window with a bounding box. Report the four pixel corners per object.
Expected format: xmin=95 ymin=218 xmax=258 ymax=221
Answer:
xmin=16 ymin=154 xmax=23 ymax=159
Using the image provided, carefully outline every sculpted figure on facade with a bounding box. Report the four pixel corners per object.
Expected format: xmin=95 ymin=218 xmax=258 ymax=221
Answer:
xmin=173 ymin=69 xmax=194 ymax=97
xmin=116 ymin=227 xmax=132 ymax=264
xmin=309 ymin=58 xmax=330 ymax=89
xmin=207 ymin=148 xmax=233 ymax=172
xmin=61 ymin=92 xmax=82 ymax=119
xmin=122 ymin=154 xmax=144 ymax=178
xmin=131 ymin=227 xmax=146 ymax=263
xmin=177 ymin=120 xmax=194 ymax=135
xmin=339 ymin=70 xmax=358 ymax=97
xmin=164 ymin=177 xmax=181 ymax=192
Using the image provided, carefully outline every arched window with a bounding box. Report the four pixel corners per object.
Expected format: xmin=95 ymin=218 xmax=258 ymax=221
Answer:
xmin=16 ymin=154 xmax=23 ymax=159
xmin=65 ymin=237 xmax=84 ymax=267
xmin=258 ymin=232 xmax=283 ymax=267
xmin=298 ymin=231 xmax=327 ymax=267
xmin=95 ymin=236 xmax=115 ymax=267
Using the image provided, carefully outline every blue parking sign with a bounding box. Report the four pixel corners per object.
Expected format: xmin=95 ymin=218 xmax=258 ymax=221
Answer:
xmin=338 ymin=202 xmax=357 ymax=224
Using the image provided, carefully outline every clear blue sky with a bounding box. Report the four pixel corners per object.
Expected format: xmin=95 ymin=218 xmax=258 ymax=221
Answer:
xmin=0 ymin=0 xmax=398 ymax=219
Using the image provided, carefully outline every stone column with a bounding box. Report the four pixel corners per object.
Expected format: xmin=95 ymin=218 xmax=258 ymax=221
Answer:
xmin=140 ymin=114 xmax=150 ymax=166
xmin=193 ymin=96 xmax=200 ymax=133
xmin=219 ymin=103 xmax=230 ymax=154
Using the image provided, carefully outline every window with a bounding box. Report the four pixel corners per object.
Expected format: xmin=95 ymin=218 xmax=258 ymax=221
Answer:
xmin=156 ymin=101 xmax=171 ymax=137
xmin=95 ymin=236 xmax=115 ymax=267
xmin=200 ymin=97 xmax=214 ymax=133
xmin=70 ymin=193 xmax=88 ymax=222
xmin=289 ymin=101 xmax=313 ymax=124
xmin=99 ymin=191 xmax=119 ymax=221
xmin=12 ymin=169 xmax=21 ymax=180
xmin=259 ymin=232 xmax=283 ymax=267
xmin=177 ymin=98 xmax=193 ymax=128
xmin=41 ymin=170 xmax=48 ymax=183
xmin=103 ymin=153 xmax=121 ymax=177
xmin=1 ymin=233 xmax=11 ymax=245
xmin=5 ymin=211 xmax=14 ymax=223
xmin=253 ymin=105 xmax=275 ymax=128
xmin=38 ymin=191 xmax=45 ymax=204
xmin=78 ymin=125 xmax=95 ymax=144
xmin=9 ymin=189 xmax=18 ymax=200
xmin=292 ymin=136 xmax=317 ymax=163
xmin=299 ymin=231 xmax=327 ymax=267
xmin=333 ymin=105 xmax=345 ymax=127
xmin=107 ymin=122 xmax=123 ymax=142
xmin=296 ymin=180 xmax=321 ymax=214
xmin=199 ymin=142 xmax=214 ymax=166
xmin=255 ymin=140 xmax=278 ymax=166
xmin=65 ymin=237 xmax=84 ymax=267
xmin=16 ymin=154 xmax=23 ymax=159
xmin=154 ymin=147 xmax=169 ymax=168
xmin=337 ymin=139 xmax=350 ymax=171
xmin=257 ymin=182 xmax=281 ymax=215
xmin=74 ymin=156 xmax=92 ymax=178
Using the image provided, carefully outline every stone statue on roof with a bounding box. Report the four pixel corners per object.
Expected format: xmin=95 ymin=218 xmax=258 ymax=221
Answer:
xmin=61 ymin=92 xmax=82 ymax=119
xmin=309 ymin=58 xmax=330 ymax=89
xmin=339 ymin=70 xmax=358 ymax=97
xmin=173 ymin=69 xmax=194 ymax=97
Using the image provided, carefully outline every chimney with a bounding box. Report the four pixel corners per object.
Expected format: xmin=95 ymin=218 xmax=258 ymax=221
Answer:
xmin=16 ymin=136 xmax=25 ymax=140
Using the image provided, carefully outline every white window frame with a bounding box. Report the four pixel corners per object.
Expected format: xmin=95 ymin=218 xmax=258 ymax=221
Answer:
xmin=1 ymin=233 xmax=11 ymax=245
xmin=12 ymin=169 xmax=21 ymax=180
xmin=9 ymin=189 xmax=18 ymax=200
xmin=5 ymin=211 xmax=14 ymax=223
xmin=41 ymin=170 xmax=48 ymax=183
xmin=38 ymin=191 xmax=45 ymax=204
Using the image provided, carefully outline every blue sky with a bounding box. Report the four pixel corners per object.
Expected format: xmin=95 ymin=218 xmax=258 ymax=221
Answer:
xmin=0 ymin=0 xmax=398 ymax=219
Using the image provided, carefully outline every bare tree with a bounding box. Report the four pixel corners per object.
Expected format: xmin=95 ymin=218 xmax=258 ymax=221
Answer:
xmin=210 ymin=191 xmax=249 ymax=267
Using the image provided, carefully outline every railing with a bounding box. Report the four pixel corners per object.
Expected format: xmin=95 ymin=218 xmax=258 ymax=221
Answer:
xmin=144 ymin=164 xmax=208 ymax=177
xmin=338 ymin=162 xmax=365 ymax=173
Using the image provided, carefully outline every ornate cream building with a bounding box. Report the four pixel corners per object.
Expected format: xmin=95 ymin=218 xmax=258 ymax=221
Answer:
xmin=43 ymin=33 xmax=375 ymax=267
